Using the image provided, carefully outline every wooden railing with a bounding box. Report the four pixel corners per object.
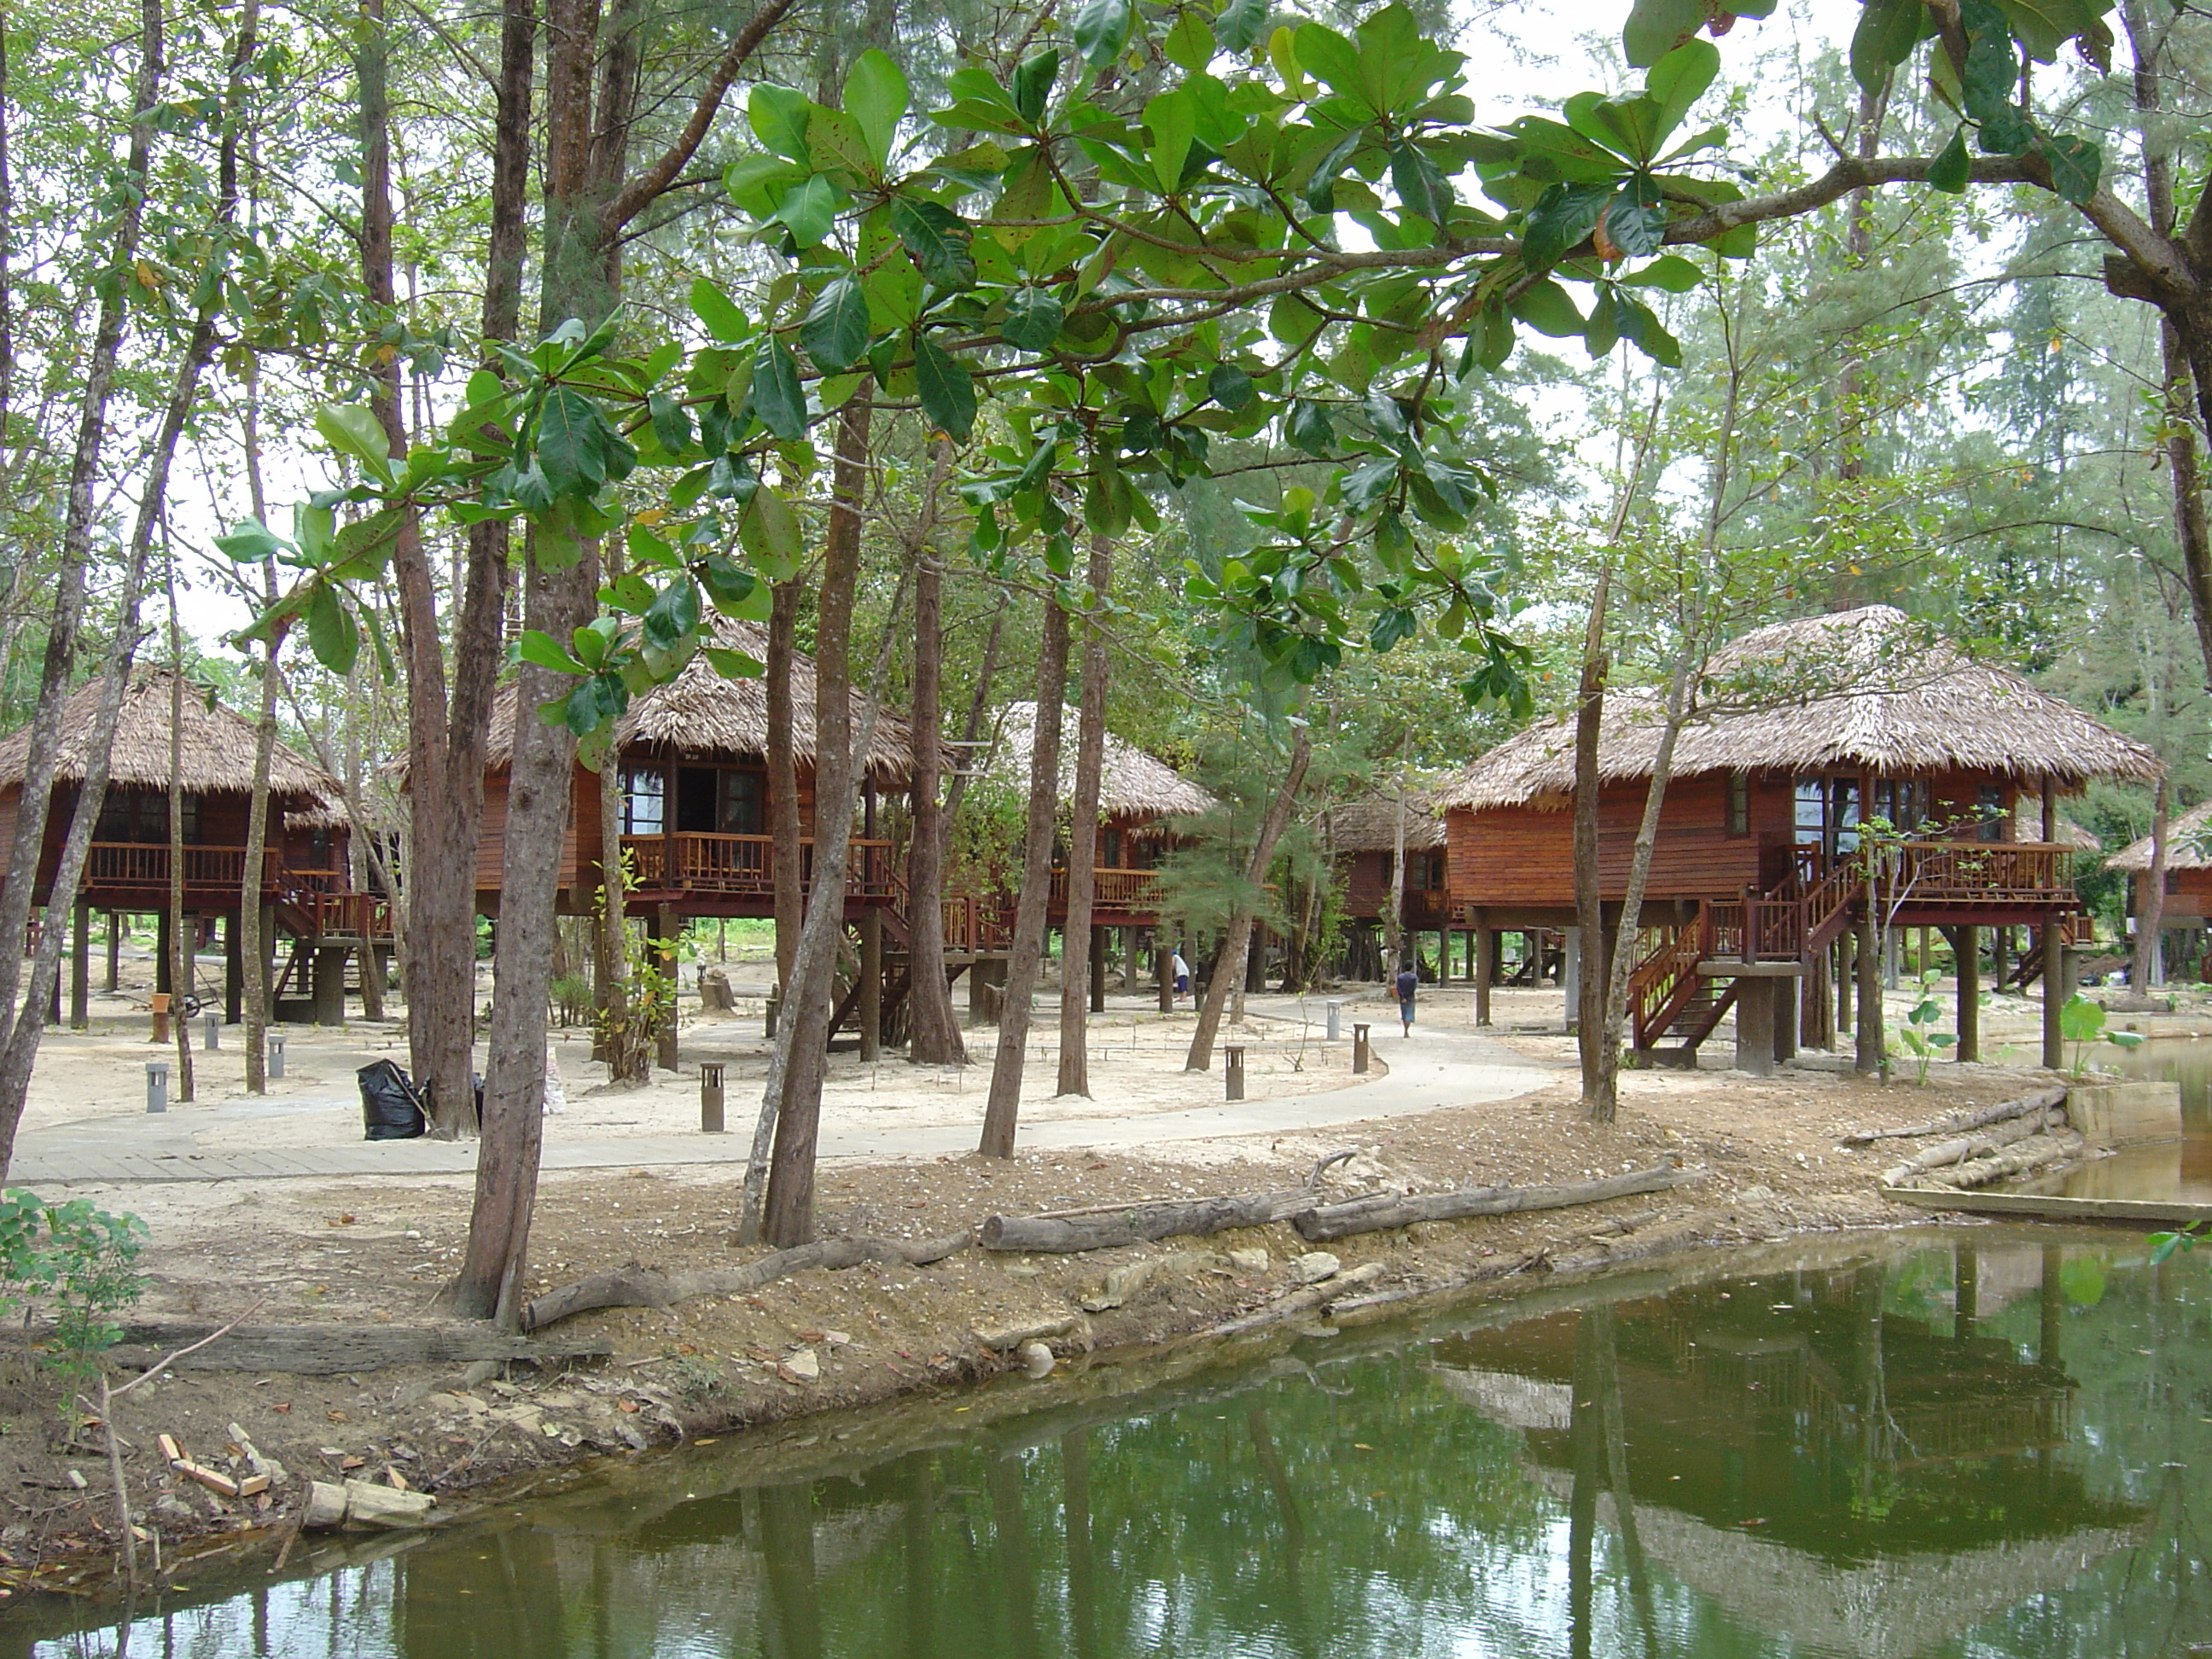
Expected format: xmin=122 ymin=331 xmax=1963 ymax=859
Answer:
xmin=941 ymin=892 xmax=1015 ymax=952
xmin=1871 ymin=840 xmax=2072 ymax=904
xmin=296 ymin=890 xmax=394 ymax=940
xmin=86 ymin=843 xmax=274 ymax=891
xmin=1049 ymin=865 xmax=1166 ymax=913
xmin=619 ymin=832 xmax=895 ymax=899
xmin=1629 ymin=911 xmax=1714 ymax=1050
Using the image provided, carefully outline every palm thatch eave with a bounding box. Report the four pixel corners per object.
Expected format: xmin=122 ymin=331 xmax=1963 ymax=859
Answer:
xmin=979 ymin=702 xmax=1215 ymax=820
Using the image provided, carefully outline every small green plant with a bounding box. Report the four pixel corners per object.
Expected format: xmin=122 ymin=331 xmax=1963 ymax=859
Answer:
xmin=1894 ymin=970 xmax=1957 ymax=1086
xmin=2058 ymin=995 xmax=2121 ymax=1077
xmin=550 ymin=972 xmax=593 ymax=1028
xmin=2151 ymin=1220 xmax=2205 ymax=1264
xmin=0 ymin=1191 xmax=148 ymax=1384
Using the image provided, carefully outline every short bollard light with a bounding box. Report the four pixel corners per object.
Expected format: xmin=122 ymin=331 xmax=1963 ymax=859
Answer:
xmin=1224 ymin=1045 xmax=1245 ymax=1102
xmin=764 ymin=991 xmax=781 ymax=1040
xmin=202 ymin=1010 xmax=220 ymax=1051
xmin=1324 ymin=998 xmax=1345 ymax=1041
xmin=1353 ymin=1023 xmax=1371 ymax=1075
xmin=145 ymin=1060 xmax=168 ymax=1115
xmin=700 ymin=1062 xmax=726 ymax=1133
xmin=267 ymin=1033 xmax=285 ymax=1080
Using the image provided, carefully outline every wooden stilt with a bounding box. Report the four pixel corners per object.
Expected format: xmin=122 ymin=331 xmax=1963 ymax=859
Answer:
xmin=106 ymin=912 xmax=121 ymax=992
xmin=1956 ymin=924 xmax=1979 ymax=1063
xmin=2041 ymin=922 xmax=2065 ymax=1069
xmin=859 ymin=910 xmax=882 ymax=1064
xmin=70 ymin=898 xmax=90 ymax=1030
xmin=1473 ymin=916 xmax=1493 ymax=1027
xmin=1089 ymin=923 xmax=1106 ymax=1014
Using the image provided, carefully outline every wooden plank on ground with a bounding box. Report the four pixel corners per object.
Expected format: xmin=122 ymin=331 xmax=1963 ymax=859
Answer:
xmin=107 ymin=1323 xmax=611 ymax=1375
xmin=1884 ymin=1189 xmax=2212 ymax=1225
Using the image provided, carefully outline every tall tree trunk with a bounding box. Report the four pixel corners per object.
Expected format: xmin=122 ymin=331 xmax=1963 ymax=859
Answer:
xmin=0 ymin=0 xmax=165 ymax=1044
xmin=762 ymin=391 xmax=872 ymax=1244
xmin=1056 ymin=537 xmax=1111 ymax=1097
xmin=768 ymin=578 xmax=804 ymax=994
xmin=389 ymin=0 xmax=527 ymax=1137
xmin=1571 ymin=568 xmax=1611 ymax=1111
xmin=906 ymin=535 xmax=962 ymax=1065
xmin=979 ymin=597 xmax=1071 ymax=1158
xmin=238 ymin=362 xmax=280 ymax=1091
xmin=1386 ymin=760 xmax=1406 ymax=977
xmin=1185 ymin=729 xmax=1311 ymax=1072
xmin=166 ymin=571 xmax=192 ymax=1103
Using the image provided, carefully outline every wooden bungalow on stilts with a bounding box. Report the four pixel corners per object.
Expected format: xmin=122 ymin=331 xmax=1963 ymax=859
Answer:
xmin=0 ymin=669 xmax=390 ymax=1027
xmin=1318 ymin=790 xmax=1451 ymax=981
xmin=978 ymin=701 xmax=1214 ymax=1006
xmin=1432 ymin=607 xmax=2162 ymax=1071
xmin=477 ymin=620 xmax=921 ymax=1057
xmin=2109 ymin=801 xmax=2212 ymax=984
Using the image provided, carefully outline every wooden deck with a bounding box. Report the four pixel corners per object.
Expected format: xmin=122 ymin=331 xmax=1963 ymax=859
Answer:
xmin=1884 ymin=1188 xmax=2212 ymax=1225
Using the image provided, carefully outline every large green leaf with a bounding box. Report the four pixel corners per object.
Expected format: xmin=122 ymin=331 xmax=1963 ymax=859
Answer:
xmin=306 ymin=585 xmax=359 ymax=676
xmin=913 ymin=333 xmax=977 ymax=439
xmin=1644 ymin=39 xmax=1719 ymax=146
xmin=2036 ymin=130 xmax=2101 ymax=204
xmin=1286 ymin=399 xmax=1334 ymax=457
xmin=536 ymin=386 xmax=620 ymax=497
xmin=1602 ymin=173 xmax=1668 ymax=258
xmin=1072 ymin=0 xmax=1133 ymax=68
xmin=690 ymin=278 xmax=751 ymax=342
xmin=641 ymin=577 xmax=701 ymax=649
xmin=1011 ymin=51 xmax=1059 ymax=123
xmin=748 ymin=84 xmax=812 ymax=163
xmin=648 ymin=390 xmax=693 ymax=455
xmin=1507 ymin=278 xmax=1584 ymax=338
xmin=800 ymin=274 xmax=871 ymax=371
xmin=775 ymin=174 xmax=839 ymax=247
xmin=844 ymin=49 xmax=908 ymax=173
xmin=1850 ymin=0 xmax=1927 ymax=93
xmin=1621 ymin=0 xmax=1703 ymax=67
xmin=751 ymin=336 xmax=808 ymax=439
xmin=1522 ymin=180 xmax=1614 ymax=270
xmin=1000 ymin=286 xmax=1065 ymax=351
xmin=740 ymin=486 xmax=805 ymax=579
xmin=1301 ymin=126 xmax=1365 ymax=215
xmin=1215 ymin=0 xmax=1267 ymax=55
xmin=315 ymin=404 xmax=394 ymax=478
xmin=890 ymin=196 xmax=978 ymax=289
xmin=1388 ymin=139 xmax=1454 ymax=231
xmin=1927 ymin=124 xmax=1971 ymax=193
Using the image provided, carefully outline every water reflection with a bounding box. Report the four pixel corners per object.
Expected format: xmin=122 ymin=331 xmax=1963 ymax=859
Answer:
xmin=2052 ymin=1037 xmax=2212 ymax=1201
xmin=14 ymin=1235 xmax=2212 ymax=1659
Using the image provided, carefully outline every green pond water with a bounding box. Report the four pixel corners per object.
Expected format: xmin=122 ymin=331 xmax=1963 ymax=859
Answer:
xmin=2050 ymin=1039 xmax=2212 ymax=1202
xmin=7 ymin=1229 xmax=2212 ymax=1658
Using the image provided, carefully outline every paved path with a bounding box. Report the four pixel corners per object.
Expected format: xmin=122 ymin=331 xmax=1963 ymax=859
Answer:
xmin=8 ymin=997 xmax=1557 ymax=1185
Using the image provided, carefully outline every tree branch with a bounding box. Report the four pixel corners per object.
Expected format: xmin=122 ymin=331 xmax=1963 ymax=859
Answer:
xmin=602 ymin=0 xmax=798 ymax=233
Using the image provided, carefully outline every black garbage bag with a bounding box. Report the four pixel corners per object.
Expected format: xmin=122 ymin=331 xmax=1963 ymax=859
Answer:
xmin=358 ymin=1060 xmax=428 ymax=1141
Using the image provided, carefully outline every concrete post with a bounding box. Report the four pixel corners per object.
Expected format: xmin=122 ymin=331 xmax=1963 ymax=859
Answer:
xmin=312 ymin=946 xmax=349 ymax=1026
xmin=1561 ymin=928 xmax=1581 ymax=1034
xmin=1324 ymin=998 xmax=1344 ymax=1041
xmin=1734 ymin=977 xmax=1775 ymax=1078
xmin=266 ymin=1032 xmax=284 ymax=1080
xmin=859 ymin=911 xmax=882 ymax=1063
xmin=145 ymin=1061 xmax=167 ymax=1115
xmin=700 ymin=1062 xmax=726 ymax=1133
xmin=2041 ymin=924 xmax=2066 ymax=1070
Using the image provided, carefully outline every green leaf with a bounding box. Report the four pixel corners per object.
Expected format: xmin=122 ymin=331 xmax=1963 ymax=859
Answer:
xmin=642 ymin=578 xmax=701 ymax=649
xmin=1072 ymin=0 xmax=1133 ymax=69
xmin=1164 ymin=11 xmax=1214 ymax=73
xmin=1301 ymin=126 xmax=1365 ymax=215
xmin=1583 ymin=286 xmax=1620 ymax=358
xmin=1603 ymin=173 xmax=1668 ymax=258
xmin=1851 ymin=0 xmax=1927 ymax=94
xmin=749 ymin=84 xmax=812 ymax=163
xmin=1523 ymin=181 xmax=1614 ymax=271
xmin=1507 ymin=278 xmax=1584 ymax=338
xmin=690 ymin=279 xmax=752 ymax=343
xmin=844 ymin=49 xmax=909 ymax=173
xmin=800 ymin=275 xmax=871 ymax=372
xmin=699 ymin=554 xmax=771 ymax=620
xmin=913 ymin=333 xmax=977 ymax=439
xmin=1216 ymin=0 xmax=1267 ymax=55
xmin=1000 ymin=286 xmax=1065 ymax=351
xmin=740 ymin=486 xmax=805 ymax=579
xmin=1286 ymin=399 xmax=1334 ymax=457
xmin=306 ymin=585 xmax=359 ymax=676
xmin=1011 ymin=51 xmax=1060 ymax=123
xmin=1928 ymin=124 xmax=1971 ymax=193
xmin=1208 ymin=363 xmax=1256 ymax=410
xmin=518 ymin=630 xmax=590 ymax=675
xmin=1643 ymin=39 xmax=1719 ymax=146
xmin=536 ymin=387 xmax=614 ymax=497
xmin=2036 ymin=130 xmax=2101 ymax=205
xmin=2058 ymin=993 xmax=2107 ymax=1043
xmin=1622 ymin=0 xmax=1702 ymax=67
xmin=213 ymin=520 xmax=290 ymax=562
xmin=315 ymin=404 xmax=394 ymax=478
xmin=890 ymin=196 xmax=978 ymax=289
xmin=775 ymin=174 xmax=839 ymax=247
xmin=1620 ymin=253 xmax=1703 ymax=291
xmin=1388 ymin=139 xmax=1454 ymax=230
xmin=1615 ymin=293 xmax=1681 ymax=367
xmin=751 ymin=336 xmax=808 ymax=439
xmin=648 ymin=391 xmax=692 ymax=455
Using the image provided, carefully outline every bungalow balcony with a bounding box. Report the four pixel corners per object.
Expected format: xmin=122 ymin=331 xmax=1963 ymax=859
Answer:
xmin=619 ymin=830 xmax=897 ymax=902
xmin=1048 ymin=864 xmax=1166 ymax=917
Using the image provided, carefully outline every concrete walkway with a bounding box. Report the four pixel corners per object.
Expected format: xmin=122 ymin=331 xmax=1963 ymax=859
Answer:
xmin=7 ymin=996 xmax=1556 ymax=1185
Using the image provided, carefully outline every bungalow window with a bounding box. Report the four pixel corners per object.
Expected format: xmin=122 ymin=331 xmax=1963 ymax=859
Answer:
xmin=674 ymin=766 xmax=764 ymax=835
xmin=1976 ymin=783 xmax=2006 ymax=842
xmin=620 ymin=766 xmax=666 ymax=835
xmin=95 ymin=791 xmax=195 ymax=844
xmin=1871 ymin=778 xmax=1929 ymax=835
xmin=1795 ymin=777 xmax=1860 ymax=857
xmin=1726 ymin=775 xmax=1749 ymax=838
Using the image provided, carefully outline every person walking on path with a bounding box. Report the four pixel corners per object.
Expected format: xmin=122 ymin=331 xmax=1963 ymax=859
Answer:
xmin=1172 ymin=948 xmax=1191 ymax=1004
xmin=1395 ymin=963 xmax=1417 ymax=1036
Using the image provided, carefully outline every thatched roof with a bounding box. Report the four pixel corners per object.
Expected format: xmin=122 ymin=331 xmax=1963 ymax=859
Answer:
xmin=979 ymin=702 xmax=1214 ymax=819
xmin=484 ymin=620 xmax=918 ymax=780
xmin=0 ymin=669 xmax=341 ymax=800
xmin=1324 ymin=789 xmax=1447 ymax=852
xmin=1434 ymin=608 xmax=2162 ymax=812
xmin=285 ymin=794 xmax=352 ymax=833
xmin=2109 ymin=799 xmax=2212 ymax=870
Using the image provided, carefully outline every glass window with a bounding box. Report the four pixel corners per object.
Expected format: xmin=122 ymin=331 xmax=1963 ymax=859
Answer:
xmin=620 ymin=766 xmax=665 ymax=835
xmin=720 ymin=770 xmax=765 ymax=835
xmin=1977 ymin=783 xmax=2007 ymax=842
xmin=1726 ymin=775 xmax=1749 ymax=837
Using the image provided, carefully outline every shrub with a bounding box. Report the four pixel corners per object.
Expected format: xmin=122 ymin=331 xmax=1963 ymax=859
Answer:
xmin=0 ymin=1191 xmax=148 ymax=1384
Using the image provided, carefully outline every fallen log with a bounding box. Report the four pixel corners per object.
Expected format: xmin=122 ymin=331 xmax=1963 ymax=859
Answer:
xmin=1289 ymin=1164 xmax=1695 ymax=1243
xmin=108 ymin=1324 xmax=612 ymax=1376
xmin=1903 ymin=1131 xmax=2083 ymax=1191
xmin=1879 ymin=1109 xmax=2065 ymax=1185
xmin=1203 ymin=1260 xmax=1386 ymax=1337
xmin=520 ymin=1231 xmax=970 ymax=1332
xmin=978 ymin=1191 xmax=1319 ymax=1253
xmin=1842 ymin=1087 xmax=2068 ymax=1147
xmin=301 ymin=1477 xmax=434 ymax=1531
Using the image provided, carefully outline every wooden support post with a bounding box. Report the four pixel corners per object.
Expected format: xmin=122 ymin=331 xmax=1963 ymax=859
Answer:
xmin=223 ymin=910 xmax=242 ymax=1025
xmin=1733 ymin=977 xmax=1775 ymax=1078
xmin=1089 ymin=922 xmax=1105 ymax=1014
xmin=1836 ymin=935 xmax=1852 ymax=1035
xmin=2041 ymin=923 xmax=2065 ymax=1070
xmin=70 ymin=898 xmax=90 ymax=1030
xmin=858 ymin=910 xmax=882 ymax=1064
xmin=105 ymin=912 xmax=121 ymax=992
xmin=1991 ymin=926 xmax=2009 ymax=992
xmin=1561 ymin=927 xmax=1580 ymax=1034
xmin=1473 ymin=917 xmax=1493 ymax=1027
xmin=311 ymin=946 xmax=349 ymax=1026
xmin=259 ymin=902 xmax=277 ymax=1022
xmin=1956 ymin=923 xmax=1979 ymax=1063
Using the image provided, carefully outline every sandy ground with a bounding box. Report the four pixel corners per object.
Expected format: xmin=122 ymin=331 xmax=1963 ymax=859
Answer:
xmin=0 ymin=948 xmax=2181 ymax=1596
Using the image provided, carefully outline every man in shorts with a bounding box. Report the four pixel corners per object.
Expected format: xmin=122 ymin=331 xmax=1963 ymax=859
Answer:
xmin=1395 ymin=963 xmax=1417 ymax=1035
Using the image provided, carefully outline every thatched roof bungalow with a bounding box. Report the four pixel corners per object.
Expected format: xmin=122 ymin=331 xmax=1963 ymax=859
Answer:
xmin=1435 ymin=606 xmax=2159 ymax=923
xmin=478 ymin=620 xmax=921 ymax=920
xmin=0 ymin=668 xmax=351 ymax=911
xmin=1323 ymin=789 xmax=1449 ymax=928
xmin=2107 ymin=799 xmax=2212 ymax=949
xmin=975 ymin=702 xmax=1215 ymax=926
